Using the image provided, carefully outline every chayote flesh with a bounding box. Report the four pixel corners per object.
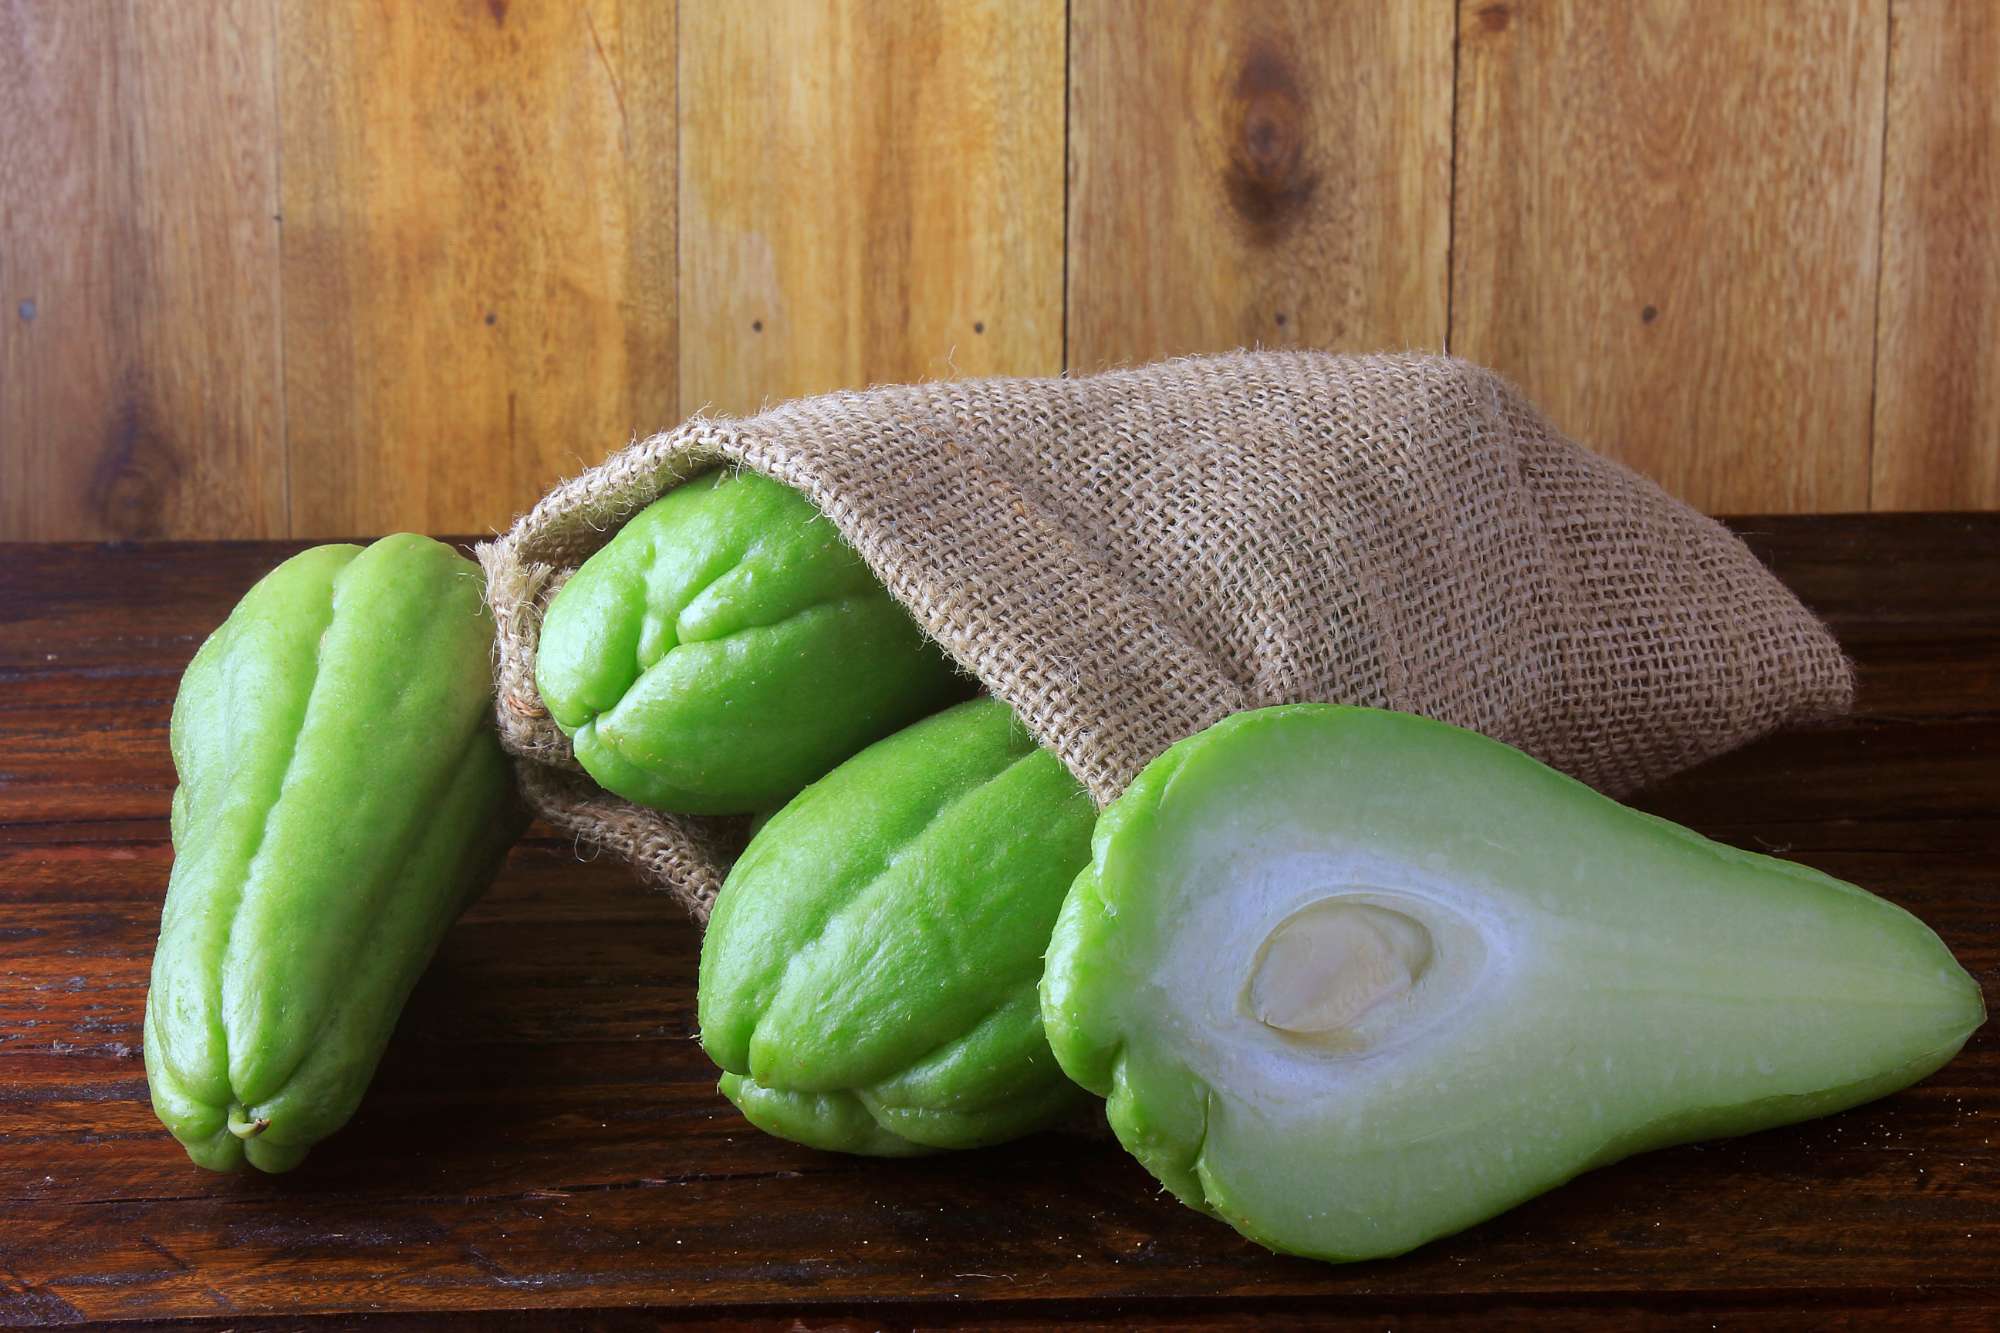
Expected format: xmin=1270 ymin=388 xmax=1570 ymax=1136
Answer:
xmin=144 ymin=535 xmax=524 ymax=1172
xmin=535 ymin=469 xmax=969 ymax=814
xmin=699 ymin=698 xmax=1094 ymax=1154
xmin=1041 ymin=705 xmax=1985 ymax=1262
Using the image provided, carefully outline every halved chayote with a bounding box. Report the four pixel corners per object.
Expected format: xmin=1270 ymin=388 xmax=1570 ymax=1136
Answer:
xmin=1041 ymin=705 xmax=1985 ymax=1261
xmin=535 ymin=469 xmax=970 ymax=815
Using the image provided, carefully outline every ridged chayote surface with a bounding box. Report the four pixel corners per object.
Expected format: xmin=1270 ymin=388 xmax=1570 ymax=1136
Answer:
xmin=144 ymin=535 xmax=522 ymax=1172
xmin=535 ymin=469 xmax=970 ymax=815
xmin=699 ymin=698 xmax=1095 ymax=1154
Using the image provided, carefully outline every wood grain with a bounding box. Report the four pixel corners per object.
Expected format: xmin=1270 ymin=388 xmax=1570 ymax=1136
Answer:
xmin=1451 ymin=0 xmax=1888 ymax=514
xmin=0 ymin=517 xmax=1995 ymax=1324
xmin=5 ymin=1 xmax=2000 ymax=535
xmin=276 ymin=0 xmax=676 ymax=539
xmin=1872 ymin=0 xmax=2000 ymax=510
xmin=0 ymin=0 xmax=284 ymax=540
xmin=1067 ymin=0 xmax=1453 ymax=370
xmin=677 ymin=0 xmax=1065 ymax=418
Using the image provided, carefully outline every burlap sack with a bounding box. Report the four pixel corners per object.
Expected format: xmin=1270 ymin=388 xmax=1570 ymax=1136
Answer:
xmin=478 ymin=351 xmax=1853 ymax=923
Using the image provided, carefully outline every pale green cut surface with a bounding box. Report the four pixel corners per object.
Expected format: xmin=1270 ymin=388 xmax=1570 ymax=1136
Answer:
xmin=1041 ymin=705 xmax=1986 ymax=1263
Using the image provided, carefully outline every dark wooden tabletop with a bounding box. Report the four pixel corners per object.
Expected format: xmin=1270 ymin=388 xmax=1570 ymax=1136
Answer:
xmin=1 ymin=516 xmax=1996 ymax=1330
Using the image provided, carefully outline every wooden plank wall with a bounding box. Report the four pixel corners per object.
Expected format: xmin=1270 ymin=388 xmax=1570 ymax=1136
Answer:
xmin=2 ymin=0 xmax=1994 ymax=540
xmin=1453 ymin=0 xmax=1887 ymax=514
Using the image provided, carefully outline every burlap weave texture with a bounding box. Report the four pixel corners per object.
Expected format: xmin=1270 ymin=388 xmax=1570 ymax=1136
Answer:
xmin=478 ymin=351 xmax=1854 ymax=922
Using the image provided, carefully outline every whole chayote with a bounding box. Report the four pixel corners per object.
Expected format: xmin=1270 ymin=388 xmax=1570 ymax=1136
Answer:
xmin=145 ymin=535 xmax=523 ymax=1172
xmin=535 ymin=469 xmax=969 ymax=815
xmin=698 ymin=698 xmax=1094 ymax=1154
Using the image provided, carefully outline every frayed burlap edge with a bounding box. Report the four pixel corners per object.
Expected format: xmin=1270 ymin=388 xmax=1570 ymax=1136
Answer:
xmin=478 ymin=352 xmax=1855 ymax=924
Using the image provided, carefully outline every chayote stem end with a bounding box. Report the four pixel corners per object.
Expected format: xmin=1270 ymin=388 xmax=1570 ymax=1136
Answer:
xmin=226 ymin=1104 xmax=271 ymax=1139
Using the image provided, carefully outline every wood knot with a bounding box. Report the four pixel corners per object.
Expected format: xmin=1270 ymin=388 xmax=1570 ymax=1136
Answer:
xmin=91 ymin=387 xmax=181 ymax=539
xmin=1224 ymin=43 xmax=1319 ymax=245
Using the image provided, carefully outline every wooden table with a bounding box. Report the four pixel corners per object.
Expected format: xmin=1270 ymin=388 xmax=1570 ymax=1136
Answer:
xmin=2 ymin=516 xmax=1995 ymax=1329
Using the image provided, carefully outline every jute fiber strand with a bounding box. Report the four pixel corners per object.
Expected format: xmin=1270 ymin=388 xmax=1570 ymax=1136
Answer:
xmin=478 ymin=351 xmax=1854 ymax=923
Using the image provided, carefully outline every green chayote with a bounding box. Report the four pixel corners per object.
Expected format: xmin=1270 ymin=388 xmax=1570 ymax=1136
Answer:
xmin=1041 ymin=705 xmax=1984 ymax=1262
xmin=144 ymin=535 xmax=523 ymax=1172
xmin=535 ymin=469 xmax=969 ymax=814
xmin=699 ymin=698 xmax=1094 ymax=1154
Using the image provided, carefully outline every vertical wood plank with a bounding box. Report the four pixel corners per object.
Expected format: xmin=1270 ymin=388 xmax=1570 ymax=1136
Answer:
xmin=0 ymin=0 xmax=284 ymax=540
xmin=1872 ymin=0 xmax=2000 ymax=511
xmin=678 ymin=0 xmax=1065 ymax=418
xmin=278 ymin=0 xmax=676 ymax=539
xmin=1067 ymin=0 xmax=1453 ymax=371
xmin=1452 ymin=0 xmax=1887 ymax=514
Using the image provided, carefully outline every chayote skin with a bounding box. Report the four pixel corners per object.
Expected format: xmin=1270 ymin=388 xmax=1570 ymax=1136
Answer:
xmin=535 ymin=469 xmax=970 ymax=814
xmin=145 ymin=535 xmax=524 ymax=1172
xmin=699 ymin=698 xmax=1095 ymax=1154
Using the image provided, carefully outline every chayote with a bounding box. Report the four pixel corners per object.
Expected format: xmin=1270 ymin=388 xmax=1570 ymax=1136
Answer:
xmin=1040 ymin=705 xmax=1984 ymax=1262
xmin=144 ymin=535 xmax=524 ymax=1172
xmin=698 ymin=698 xmax=1094 ymax=1154
xmin=535 ymin=469 xmax=969 ymax=814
